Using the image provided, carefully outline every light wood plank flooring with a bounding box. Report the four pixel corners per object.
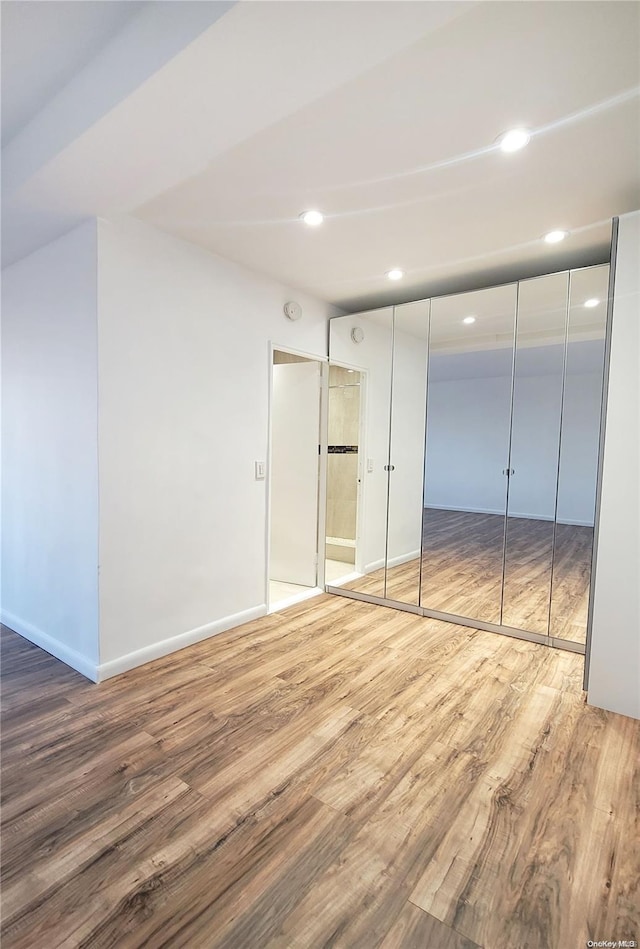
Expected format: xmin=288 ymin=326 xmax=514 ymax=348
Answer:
xmin=1 ymin=597 xmax=637 ymax=948
xmin=342 ymin=510 xmax=593 ymax=644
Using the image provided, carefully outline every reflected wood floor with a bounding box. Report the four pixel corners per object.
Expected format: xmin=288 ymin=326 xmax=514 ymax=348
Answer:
xmin=2 ymin=599 xmax=638 ymax=949
xmin=345 ymin=510 xmax=593 ymax=644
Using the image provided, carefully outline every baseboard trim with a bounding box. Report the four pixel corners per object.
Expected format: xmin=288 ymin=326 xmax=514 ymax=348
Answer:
xmin=425 ymin=504 xmax=593 ymax=527
xmin=363 ymin=550 xmax=420 ymax=573
xmin=425 ymin=503 xmax=504 ymax=516
xmin=387 ymin=549 xmax=421 ymax=568
xmin=0 ymin=610 xmax=99 ymax=682
xmin=97 ymin=605 xmax=267 ymax=681
xmin=364 ymin=558 xmax=385 ymax=573
xmin=268 ymin=586 xmax=323 ymax=614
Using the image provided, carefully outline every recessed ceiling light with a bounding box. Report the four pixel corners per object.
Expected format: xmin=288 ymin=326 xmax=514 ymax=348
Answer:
xmin=299 ymin=210 xmax=324 ymax=226
xmin=386 ymin=269 xmax=404 ymax=280
xmin=498 ymin=128 xmax=531 ymax=153
xmin=584 ymin=298 xmax=600 ymax=308
xmin=463 ymin=316 xmax=476 ymax=325
xmin=544 ymin=229 xmax=569 ymax=244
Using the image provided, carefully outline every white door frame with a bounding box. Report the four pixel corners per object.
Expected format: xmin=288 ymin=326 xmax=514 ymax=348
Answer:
xmin=266 ymin=343 xmax=328 ymax=611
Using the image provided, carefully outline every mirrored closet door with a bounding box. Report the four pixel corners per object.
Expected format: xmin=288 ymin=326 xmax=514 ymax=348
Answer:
xmin=385 ymin=300 xmax=430 ymax=607
xmin=501 ymin=271 xmax=569 ymax=634
xmin=421 ymin=283 xmax=517 ymax=624
xmin=325 ymin=308 xmax=393 ymax=600
xmin=326 ymin=262 xmax=610 ymax=655
xmin=549 ymin=264 xmax=609 ymax=646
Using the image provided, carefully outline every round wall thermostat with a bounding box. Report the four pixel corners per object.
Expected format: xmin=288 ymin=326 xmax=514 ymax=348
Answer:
xmin=283 ymin=301 xmax=302 ymax=321
xmin=351 ymin=326 xmax=365 ymax=344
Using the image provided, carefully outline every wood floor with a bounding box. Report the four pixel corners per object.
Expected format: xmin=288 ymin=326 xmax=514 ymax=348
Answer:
xmin=2 ymin=598 xmax=638 ymax=949
xmin=344 ymin=510 xmax=593 ymax=644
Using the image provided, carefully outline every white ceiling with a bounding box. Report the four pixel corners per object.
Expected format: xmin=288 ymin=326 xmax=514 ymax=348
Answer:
xmin=1 ymin=1 xmax=146 ymax=145
xmin=2 ymin=1 xmax=639 ymax=312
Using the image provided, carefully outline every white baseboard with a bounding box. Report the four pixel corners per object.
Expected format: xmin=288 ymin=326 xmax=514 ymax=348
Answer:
xmin=96 ymin=604 xmax=267 ymax=681
xmin=0 ymin=610 xmax=99 ymax=682
xmin=325 ymin=571 xmax=361 ymax=587
xmin=364 ymin=558 xmax=385 ymax=573
xmin=425 ymin=503 xmax=504 ymax=516
xmin=268 ymin=587 xmax=323 ymax=614
xmin=425 ymin=504 xmax=593 ymax=527
xmin=387 ymin=549 xmax=421 ymax=568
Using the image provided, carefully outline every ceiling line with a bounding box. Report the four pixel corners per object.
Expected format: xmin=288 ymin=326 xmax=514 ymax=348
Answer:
xmin=326 ymin=218 xmax=613 ymax=288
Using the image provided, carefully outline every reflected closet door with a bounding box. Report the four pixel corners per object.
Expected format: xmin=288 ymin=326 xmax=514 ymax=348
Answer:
xmin=328 ymin=308 xmax=394 ymax=599
xmin=501 ymin=272 xmax=569 ymax=634
xmin=385 ymin=301 xmax=430 ymax=606
xmin=421 ymin=284 xmax=517 ymax=623
xmin=549 ymin=265 xmax=609 ymax=644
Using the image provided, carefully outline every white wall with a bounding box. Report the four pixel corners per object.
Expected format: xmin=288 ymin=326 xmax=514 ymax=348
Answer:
xmin=588 ymin=211 xmax=640 ymax=720
xmin=424 ymin=370 xmax=603 ymax=525
xmin=1 ymin=221 xmax=100 ymax=678
xmin=97 ymin=216 xmax=336 ymax=675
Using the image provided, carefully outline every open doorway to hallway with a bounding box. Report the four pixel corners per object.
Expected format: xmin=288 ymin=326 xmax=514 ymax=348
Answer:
xmin=268 ymin=350 xmax=323 ymax=611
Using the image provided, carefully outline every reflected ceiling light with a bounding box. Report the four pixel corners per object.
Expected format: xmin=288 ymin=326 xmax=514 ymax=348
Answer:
xmin=463 ymin=315 xmax=476 ymax=325
xmin=299 ymin=209 xmax=324 ymax=226
xmin=386 ymin=268 xmax=404 ymax=280
xmin=544 ymin=229 xmax=569 ymax=244
xmin=498 ymin=128 xmax=531 ymax=153
xmin=584 ymin=298 xmax=600 ymax=308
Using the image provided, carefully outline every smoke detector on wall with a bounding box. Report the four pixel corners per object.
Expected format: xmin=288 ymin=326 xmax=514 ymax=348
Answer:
xmin=283 ymin=301 xmax=302 ymax=321
xmin=351 ymin=327 xmax=365 ymax=344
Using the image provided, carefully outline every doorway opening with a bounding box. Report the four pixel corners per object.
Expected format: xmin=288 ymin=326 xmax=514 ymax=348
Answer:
xmin=268 ymin=349 xmax=323 ymax=611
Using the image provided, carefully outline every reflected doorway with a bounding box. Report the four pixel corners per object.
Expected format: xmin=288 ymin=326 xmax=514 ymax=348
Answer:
xmin=325 ymin=365 xmax=363 ymax=588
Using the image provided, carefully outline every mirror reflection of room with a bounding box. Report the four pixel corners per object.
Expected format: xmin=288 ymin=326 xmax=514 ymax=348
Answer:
xmin=422 ymin=284 xmax=516 ymax=625
xmin=384 ymin=300 xmax=429 ymax=607
xmin=549 ymin=264 xmax=608 ymax=643
xmin=327 ymin=262 xmax=610 ymax=653
xmin=326 ymin=309 xmax=393 ymax=599
xmin=421 ymin=266 xmax=608 ymax=644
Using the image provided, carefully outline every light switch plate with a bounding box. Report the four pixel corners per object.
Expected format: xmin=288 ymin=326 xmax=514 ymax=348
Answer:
xmin=367 ymin=458 xmax=374 ymax=473
xmin=255 ymin=461 xmax=266 ymax=480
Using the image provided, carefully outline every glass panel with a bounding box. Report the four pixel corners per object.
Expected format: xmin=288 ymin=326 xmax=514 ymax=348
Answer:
xmin=550 ymin=264 xmax=609 ymax=643
xmin=385 ymin=301 xmax=430 ymax=605
xmin=421 ymin=284 xmax=517 ymax=622
xmin=327 ymin=308 xmax=393 ymax=598
xmin=325 ymin=365 xmax=361 ymax=586
xmin=501 ymin=272 xmax=569 ymax=634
